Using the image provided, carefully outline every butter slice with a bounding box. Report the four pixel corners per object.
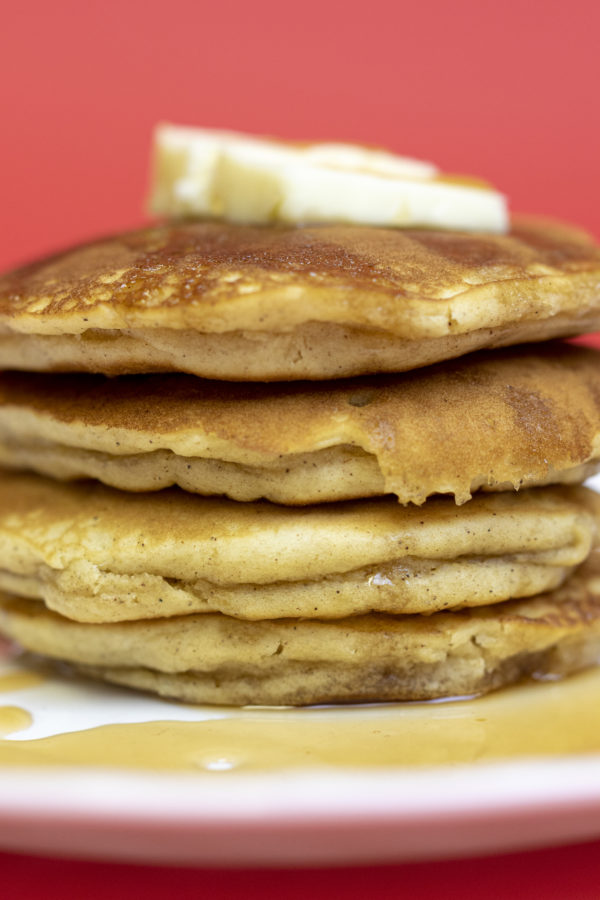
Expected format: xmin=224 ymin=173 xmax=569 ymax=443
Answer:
xmin=149 ymin=125 xmax=508 ymax=233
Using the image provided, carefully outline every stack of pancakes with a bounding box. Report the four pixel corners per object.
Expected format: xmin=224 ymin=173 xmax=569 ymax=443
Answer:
xmin=1 ymin=210 xmax=600 ymax=704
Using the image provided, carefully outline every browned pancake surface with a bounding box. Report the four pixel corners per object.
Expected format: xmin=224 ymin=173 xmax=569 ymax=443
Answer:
xmin=0 ymin=219 xmax=599 ymax=378
xmin=0 ymin=219 xmax=597 ymax=328
xmin=1 ymin=342 xmax=600 ymax=504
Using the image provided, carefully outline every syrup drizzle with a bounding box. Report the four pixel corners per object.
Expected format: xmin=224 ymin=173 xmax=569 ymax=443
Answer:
xmin=0 ymin=667 xmax=599 ymax=772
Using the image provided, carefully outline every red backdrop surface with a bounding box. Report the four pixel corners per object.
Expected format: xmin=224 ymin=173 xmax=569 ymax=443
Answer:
xmin=4 ymin=840 xmax=600 ymax=900
xmin=1 ymin=0 xmax=599 ymax=272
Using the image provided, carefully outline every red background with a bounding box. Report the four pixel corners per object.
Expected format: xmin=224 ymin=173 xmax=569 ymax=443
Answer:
xmin=2 ymin=0 xmax=600 ymax=896
xmin=4 ymin=841 xmax=600 ymax=900
xmin=1 ymin=0 xmax=600 ymax=273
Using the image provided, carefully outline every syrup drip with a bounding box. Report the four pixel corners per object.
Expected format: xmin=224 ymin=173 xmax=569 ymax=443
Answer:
xmin=0 ymin=668 xmax=599 ymax=772
xmin=0 ymin=706 xmax=33 ymax=737
xmin=0 ymin=670 xmax=46 ymax=693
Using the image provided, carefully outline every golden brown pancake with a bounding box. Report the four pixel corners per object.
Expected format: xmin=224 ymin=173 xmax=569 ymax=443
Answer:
xmin=1 ymin=219 xmax=599 ymax=380
xmin=1 ymin=342 xmax=600 ymax=505
xmin=0 ymin=471 xmax=596 ymax=622
xmin=2 ymin=545 xmax=600 ymax=705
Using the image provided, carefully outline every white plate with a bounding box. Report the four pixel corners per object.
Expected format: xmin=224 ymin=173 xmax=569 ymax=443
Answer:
xmin=3 ymin=753 xmax=600 ymax=866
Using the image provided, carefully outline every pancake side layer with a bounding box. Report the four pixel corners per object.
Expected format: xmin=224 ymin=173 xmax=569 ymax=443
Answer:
xmin=1 ymin=548 xmax=600 ymax=704
xmin=0 ymin=343 xmax=599 ymax=504
xmin=0 ymin=472 xmax=595 ymax=621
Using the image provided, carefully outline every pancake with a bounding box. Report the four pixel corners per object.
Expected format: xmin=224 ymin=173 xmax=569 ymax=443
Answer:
xmin=1 ymin=219 xmax=600 ymax=380
xmin=0 ymin=342 xmax=599 ymax=505
xmin=0 ymin=471 xmax=595 ymax=623
xmin=2 ymin=546 xmax=600 ymax=705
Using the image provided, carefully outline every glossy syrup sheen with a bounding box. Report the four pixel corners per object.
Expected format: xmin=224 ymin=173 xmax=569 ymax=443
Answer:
xmin=0 ymin=669 xmax=46 ymax=693
xmin=0 ymin=667 xmax=600 ymax=771
xmin=0 ymin=706 xmax=32 ymax=737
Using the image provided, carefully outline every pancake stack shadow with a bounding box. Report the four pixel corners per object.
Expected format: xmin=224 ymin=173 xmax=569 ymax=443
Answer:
xmin=1 ymin=217 xmax=600 ymax=704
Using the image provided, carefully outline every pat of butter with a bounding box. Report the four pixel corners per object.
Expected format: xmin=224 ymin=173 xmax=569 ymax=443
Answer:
xmin=149 ymin=124 xmax=508 ymax=233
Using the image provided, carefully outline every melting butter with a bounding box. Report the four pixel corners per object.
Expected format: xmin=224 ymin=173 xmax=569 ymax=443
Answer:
xmin=1 ymin=668 xmax=600 ymax=771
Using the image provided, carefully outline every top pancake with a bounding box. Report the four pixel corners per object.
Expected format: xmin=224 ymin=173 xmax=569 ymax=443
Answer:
xmin=0 ymin=218 xmax=599 ymax=379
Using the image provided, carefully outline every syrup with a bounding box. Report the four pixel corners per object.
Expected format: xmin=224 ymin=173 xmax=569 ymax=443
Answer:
xmin=0 ymin=667 xmax=599 ymax=772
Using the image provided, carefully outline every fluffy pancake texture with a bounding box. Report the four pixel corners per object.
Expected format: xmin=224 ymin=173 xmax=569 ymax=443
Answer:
xmin=0 ymin=471 xmax=596 ymax=623
xmin=1 ymin=219 xmax=600 ymax=379
xmin=2 ymin=546 xmax=600 ymax=705
xmin=1 ymin=343 xmax=599 ymax=505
